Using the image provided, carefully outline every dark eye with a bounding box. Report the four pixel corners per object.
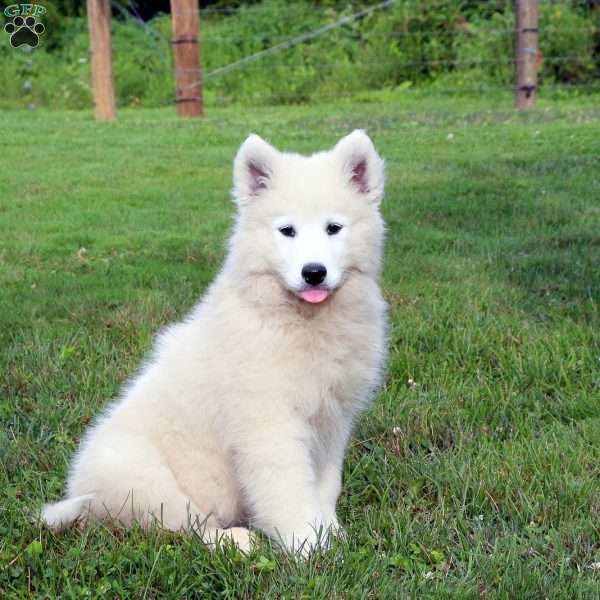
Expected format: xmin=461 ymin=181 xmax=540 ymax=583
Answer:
xmin=279 ymin=225 xmax=296 ymax=238
xmin=326 ymin=223 xmax=343 ymax=235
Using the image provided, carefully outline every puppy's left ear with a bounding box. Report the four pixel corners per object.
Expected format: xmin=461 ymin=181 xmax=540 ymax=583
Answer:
xmin=334 ymin=130 xmax=385 ymax=204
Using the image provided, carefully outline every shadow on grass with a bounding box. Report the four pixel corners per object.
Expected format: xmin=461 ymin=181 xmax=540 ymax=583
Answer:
xmin=501 ymin=234 xmax=600 ymax=305
xmin=391 ymin=152 xmax=600 ymax=311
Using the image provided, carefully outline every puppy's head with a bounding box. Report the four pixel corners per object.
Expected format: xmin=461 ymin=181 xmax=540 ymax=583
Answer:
xmin=230 ymin=131 xmax=385 ymax=304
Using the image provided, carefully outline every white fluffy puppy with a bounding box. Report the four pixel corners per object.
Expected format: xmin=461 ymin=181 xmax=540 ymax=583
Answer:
xmin=42 ymin=130 xmax=388 ymax=553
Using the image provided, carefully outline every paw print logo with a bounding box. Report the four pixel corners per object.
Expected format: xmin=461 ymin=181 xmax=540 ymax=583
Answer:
xmin=4 ymin=16 xmax=45 ymax=49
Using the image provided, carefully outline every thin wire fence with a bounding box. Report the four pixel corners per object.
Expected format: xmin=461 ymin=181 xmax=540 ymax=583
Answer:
xmin=11 ymin=0 xmax=600 ymax=113
xmin=192 ymin=0 xmax=529 ymax=14
xmin=133 ymin=1 xmax=599 ymax=107
xmin=197 ymin=27 xmax=596 ymax=43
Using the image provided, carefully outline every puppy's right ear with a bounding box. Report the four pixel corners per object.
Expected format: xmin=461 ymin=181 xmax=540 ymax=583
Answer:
xmin=232 ymin=134 xmax=278 ymax=205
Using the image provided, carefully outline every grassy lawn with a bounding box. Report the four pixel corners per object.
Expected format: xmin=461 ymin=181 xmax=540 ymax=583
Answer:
xmin=2 ymin=92 xmax=600 ymax=598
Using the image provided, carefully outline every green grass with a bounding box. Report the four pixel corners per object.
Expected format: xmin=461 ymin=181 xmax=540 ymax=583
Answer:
xmin=1 ymin=91 xmax=600 ymax=598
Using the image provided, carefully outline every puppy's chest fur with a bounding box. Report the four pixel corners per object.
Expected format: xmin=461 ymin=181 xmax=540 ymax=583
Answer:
xmin=284 ymin=314 xmax=381 ymax=422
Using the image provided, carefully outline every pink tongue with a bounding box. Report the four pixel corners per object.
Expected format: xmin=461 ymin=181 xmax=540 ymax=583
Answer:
xmin=299 ymin=289 xmax=330 ymax=303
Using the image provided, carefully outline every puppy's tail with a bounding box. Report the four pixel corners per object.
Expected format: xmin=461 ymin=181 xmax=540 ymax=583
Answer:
xmin=41 ymin=494 xmax=94 ymax=530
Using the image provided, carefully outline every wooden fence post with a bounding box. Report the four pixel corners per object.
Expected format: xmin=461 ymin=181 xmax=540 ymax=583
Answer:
xmin=87 ymin=0 xmax=117 ymax=121
xmin=515 ymin=0 xmax=539 ymax=109
xmin=170 ymin=0 xmax=203 ymax=117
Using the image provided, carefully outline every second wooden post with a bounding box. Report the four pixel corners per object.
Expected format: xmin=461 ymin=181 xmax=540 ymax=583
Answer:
xmin=170 ymin=0 xmax=203 ymax=117
xmin=515 ymin=0 xmax=539 ymax=109
xmin=87 ymin=0 xmax=117 ymax=121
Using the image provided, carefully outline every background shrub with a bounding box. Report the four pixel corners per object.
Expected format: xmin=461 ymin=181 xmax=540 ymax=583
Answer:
xmin=0 ymin=0 xmax=598 ymax=110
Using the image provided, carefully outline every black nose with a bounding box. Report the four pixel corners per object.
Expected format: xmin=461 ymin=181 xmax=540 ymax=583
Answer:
xmin=302 ymin=263 xmax=327 ymax=286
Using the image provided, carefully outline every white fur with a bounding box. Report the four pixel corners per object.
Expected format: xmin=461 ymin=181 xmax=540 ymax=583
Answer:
xmin=42 ymin=130 xmax=388 ymax=554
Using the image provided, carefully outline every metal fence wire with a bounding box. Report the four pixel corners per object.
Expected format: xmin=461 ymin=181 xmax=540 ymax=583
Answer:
xmin=12 ymin=0 xmax=600 ymax=111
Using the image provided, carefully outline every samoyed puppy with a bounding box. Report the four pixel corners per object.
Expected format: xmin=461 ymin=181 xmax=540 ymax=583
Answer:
xmin=42 ymin=130 xmax=388 ymax=554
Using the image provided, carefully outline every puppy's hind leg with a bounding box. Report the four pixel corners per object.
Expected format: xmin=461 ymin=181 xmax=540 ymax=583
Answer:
xmin=67 ymin=432 xmax=252 ymax=550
